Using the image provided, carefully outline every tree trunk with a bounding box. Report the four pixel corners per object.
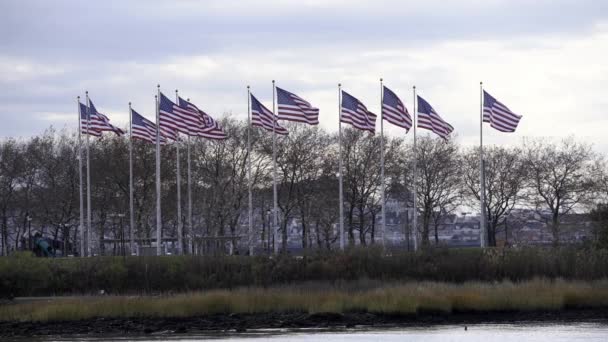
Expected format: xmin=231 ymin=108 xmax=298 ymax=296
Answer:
xmin=487 ymin=218 xmax=497 ymax=247
xmin=317 ymin=221 xmax=324 ymax=249
xmin=421 ymin=211 xmax=431 ymax=247
xmin=99 ymin=222 xmax=106 ymax=256
xmin=552 ymin=214 xmax=561 ymax=247
xmin=301 ymin=219 xmax=307 ymax=250
xmin=281 ymin=219 xmax=288 ymax=253
xmin=1 ymin=212 xmax=8 ymax=255
xmin=404 ymin=213 xmax=411 ymax=251
xmin=348 ymin=207 xmax=355 ymax=246
xmin=370 ymin=214 xmax=376 ymax=244
xmin=358 ymin=207 xmax=366 ymax=245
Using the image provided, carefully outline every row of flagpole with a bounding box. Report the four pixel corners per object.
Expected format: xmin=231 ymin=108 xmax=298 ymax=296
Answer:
xmin=76 ymin=80 xmax=520 ymax=256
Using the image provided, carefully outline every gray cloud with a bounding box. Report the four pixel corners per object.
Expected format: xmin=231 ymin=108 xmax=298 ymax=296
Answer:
xmin=1 ymin=0 xmax=608 ymax=150
xmin=2 ymin=0 xmax=607 ymax=62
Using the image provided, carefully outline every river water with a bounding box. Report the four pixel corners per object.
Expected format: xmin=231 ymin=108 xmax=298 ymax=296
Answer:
xmin=18 ymin=323 xmax=608 ymax=341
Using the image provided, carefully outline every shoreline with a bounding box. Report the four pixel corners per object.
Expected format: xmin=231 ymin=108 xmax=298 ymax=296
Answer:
xmin=3 ymin=308 xmax=608 ymax=337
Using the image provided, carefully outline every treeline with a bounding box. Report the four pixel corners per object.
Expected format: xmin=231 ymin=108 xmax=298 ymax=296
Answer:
xmin=0 ymin=115 xmax=607 ymax=255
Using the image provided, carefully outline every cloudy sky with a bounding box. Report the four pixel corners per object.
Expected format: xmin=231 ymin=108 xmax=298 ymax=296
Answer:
xmin=2 ymin=0 xmax=608 ymax=150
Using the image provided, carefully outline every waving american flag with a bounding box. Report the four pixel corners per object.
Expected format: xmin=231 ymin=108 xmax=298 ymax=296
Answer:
xmin=341 ymin=90 xmax=376 ymax=133
xmin=130 ymin=108 xmax=172 ymax=144
xmin=79 ymin=102 xmax=101 ymax=137
xmin=177 ymin=97 xmax=227 ymax=140
xmin=159 ymin=92 xmax=207 ymax=137
xmin=483 ymin=90 xmax=522 ymax=132
xmin=276 ymin=87 xmax=319 ymax=125
xmin=80 ymin=99 xmax=125 ymax=136
xmin=250 ymin=93 xmax=288 ymax=135
xmin=382 ymin=86 xmax=412 ymax=131
xmin=417 ymin=95 xmax=453 ymax=141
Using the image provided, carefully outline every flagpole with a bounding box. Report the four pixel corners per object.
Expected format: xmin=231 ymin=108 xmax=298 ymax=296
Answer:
xmin=380 ymin=78 xmax=386 ymax=249
xmin=247 ymin=86 xmax=254 ymax=256
xmin=479 ymin=81 xmax=486 ymax=248
xmin=128 ymin=102 xmax=135 ymax=256
xmin=155 ymin=86 xmax=162 ymax=256
xmin=186 ymin=98 xmax=194 ymax=255
xmin=187 ymin=134 xmax=192 ymax=255
xmin=85 ymin=91 xmax=92 ymax=257
xmin=412 ymin=86 xmax=418 ymax=252
xmin=272 ymin=80 xmax=279 ymax=254
xmin=338 ymin=83 xmax=345 ymax=251
xmin=77 ymin=96 xmax=85 ymax=257
xmin=175 ymin=90 xmax=183 ymax=255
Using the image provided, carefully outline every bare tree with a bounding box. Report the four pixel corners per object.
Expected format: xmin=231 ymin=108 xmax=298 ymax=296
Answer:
xmin=462 ymin=146 xmax=527 ymax=246
xmin=264 ymin=123 xmax=330 ymax=251
xmin=32 ymin=130 xmax=79 ymax=253
xmin=0 ymin=139 xmax=24 ymax=255
xmin=193 ymin=117 xmax=270 ymax=254
xmin=524 ymin=137 xmax=598 ymax=245
xmin=409 ymin=135 xmax=461 ymax=247
xmin=301 ymin=132 xmax=338 ymax=250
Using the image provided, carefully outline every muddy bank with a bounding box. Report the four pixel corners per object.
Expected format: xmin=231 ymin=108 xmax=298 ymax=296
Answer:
xmin=2 ymin=308 xmax=608 ymax=337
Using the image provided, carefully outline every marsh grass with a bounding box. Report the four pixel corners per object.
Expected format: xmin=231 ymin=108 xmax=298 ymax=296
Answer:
xmin=1 ymin=279 xmax=607 ymax=322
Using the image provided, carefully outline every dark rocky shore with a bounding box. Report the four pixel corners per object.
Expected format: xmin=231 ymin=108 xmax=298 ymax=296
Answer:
xmin=2 ymin=308 xmax=608 ymax=337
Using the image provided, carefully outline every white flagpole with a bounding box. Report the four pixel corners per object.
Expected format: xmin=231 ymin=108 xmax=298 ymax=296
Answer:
xmin=247 ymin=86 xmax=254 ymax=256
xmin=412 ymin=86 xmax=418 ymax=252
xmin=479 ymin=81 xmax=487 ymax=248
xmin=175 ymin=90 xmax=183 ymax=255
xmin=77 ymin=96 xmax=85 ymax=257
xmin=128 ymin=102 xmax=135 ymax=256
xmin=186 ymin=98 xmax=194 ymax=255
xmin=338 ymin=83 xmax=345 ymax=250
xmin=272 ymin=80 xmax=279 ymax=254
xmin=155 ymin=86 xmax=162 ymax=256
xmin=187 ymin=134 xmax=192 ymax=255
xmin=85 ymin=91 xmax=92 ymax=257
xmin=380 ymin=78 xmax=386 ymax=249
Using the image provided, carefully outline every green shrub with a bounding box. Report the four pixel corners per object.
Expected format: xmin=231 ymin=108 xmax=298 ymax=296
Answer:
xmin=2 ymin=247 xmax=608 ymax=296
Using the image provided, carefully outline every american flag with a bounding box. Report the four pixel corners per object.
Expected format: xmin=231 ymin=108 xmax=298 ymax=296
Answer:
xmin=250 ymin=93 xmax=288 ymax=135
xmin=130 ymin=108 xmax=170 ymax=144
xmin=158 ymin=92 xmax=205 ymax=136
xmin=177 ymin=97 xmax=227 ymax=140
xmin=341 ymin=90 xmax=376 ymax=133
xmin=81 ymin=99 xmax=125 ymax=136
xmin=79 ymin=102 xmax=101 ymax=137
xmin=382 ymin=86 xmax=412 ymax=131
xmin=90 ymin=100 xmax=125 ymax=136
xmin=417 ymin=95 xmax=453 ymax=141
xmin=483 ymin=90 xmax=522 ymax=132
xmin=276 ymin=87 xmax=319 ymax=125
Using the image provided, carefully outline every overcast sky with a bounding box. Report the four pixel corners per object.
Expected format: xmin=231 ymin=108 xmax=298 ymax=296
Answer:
xmin=2 ymin=0 xmax=608 ymax=150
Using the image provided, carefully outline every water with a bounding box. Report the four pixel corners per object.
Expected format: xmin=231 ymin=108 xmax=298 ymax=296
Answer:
xmin=16 ymin=323 xmax=608 ymax=341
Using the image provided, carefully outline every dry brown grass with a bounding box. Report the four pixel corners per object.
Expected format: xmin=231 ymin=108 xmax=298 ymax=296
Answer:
xmin=2 ymin=278 xmax=608 ymax=322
